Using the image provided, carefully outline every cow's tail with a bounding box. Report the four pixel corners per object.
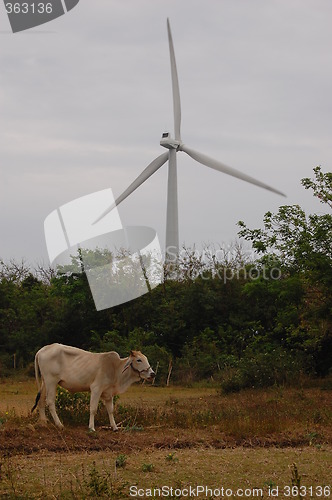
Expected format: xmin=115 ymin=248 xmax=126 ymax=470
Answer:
xmin=31 ymin=351 xmax=42 ymax=413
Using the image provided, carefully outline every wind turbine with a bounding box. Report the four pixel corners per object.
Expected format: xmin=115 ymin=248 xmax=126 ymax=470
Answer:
xmin=95 ymin=19 xmax=285 ymax=262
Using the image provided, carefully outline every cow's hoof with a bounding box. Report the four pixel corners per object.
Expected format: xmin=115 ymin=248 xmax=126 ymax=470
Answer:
xmin=88 ymin=428 xmax=96 ymax=433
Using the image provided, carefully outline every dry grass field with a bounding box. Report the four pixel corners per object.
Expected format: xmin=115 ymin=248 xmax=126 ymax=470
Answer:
xmin=0 ymin=376 xmax=331 ymax=498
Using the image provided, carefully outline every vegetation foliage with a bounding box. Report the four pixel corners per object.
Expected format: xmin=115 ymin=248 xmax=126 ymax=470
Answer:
xmin=0 ymin=168 xmax=331 ymax=388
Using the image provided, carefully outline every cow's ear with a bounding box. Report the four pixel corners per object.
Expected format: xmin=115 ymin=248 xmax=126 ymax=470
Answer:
xmin=130 ymin=350 xmax=135 ymax=358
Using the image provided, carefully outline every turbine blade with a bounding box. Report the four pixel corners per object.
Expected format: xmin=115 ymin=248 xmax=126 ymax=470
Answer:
xmin=93 ymin=152 xmax=169 ymax=224
xmin=167 ymin=19 xmax=181 ymax=142
xmin=181 ymin=145 xmax=286 ymax=197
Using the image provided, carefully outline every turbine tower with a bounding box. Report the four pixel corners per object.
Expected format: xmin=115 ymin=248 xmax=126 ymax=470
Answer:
xmin=95 ymin=19 xmax=285 ymax=263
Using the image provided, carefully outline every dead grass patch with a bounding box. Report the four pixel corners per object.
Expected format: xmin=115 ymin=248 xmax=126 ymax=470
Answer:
xmin=0 ymin=447 xmax=331 ymax=498
xmin=0 ymin=381 xmax=331 ymax=498
xmin=0 ymin=383 xmax=331 ymax=454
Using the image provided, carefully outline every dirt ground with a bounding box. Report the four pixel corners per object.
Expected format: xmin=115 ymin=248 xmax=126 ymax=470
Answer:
xmin=1 ymin=380 xmax=331 ymax=455
xmin=1 ymin=422 xmax=322 ymax=456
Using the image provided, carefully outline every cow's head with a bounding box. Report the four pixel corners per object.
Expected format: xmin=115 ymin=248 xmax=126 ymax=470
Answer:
xmin=123 ymin=350 xmax=155 ymax=381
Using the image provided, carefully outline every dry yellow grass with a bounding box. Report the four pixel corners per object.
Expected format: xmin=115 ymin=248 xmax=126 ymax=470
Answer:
xmin=1 ymin=446 xmax=331 ymax=498
xmin=0 ymin=378 xmax=36 ymax=415
xmin=0 ymin=377 xmax=217 ymax=415
xmin=1 ymin=377 xmax=331 ymax=498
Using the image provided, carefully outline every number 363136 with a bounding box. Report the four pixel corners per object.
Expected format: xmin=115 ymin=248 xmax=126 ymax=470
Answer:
xmin=5 ymin=3 xmax=53 ymax=14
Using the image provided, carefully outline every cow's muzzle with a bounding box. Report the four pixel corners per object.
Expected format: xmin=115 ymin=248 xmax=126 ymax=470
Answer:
xmin=141 ymin=368 xmax=155 ymax=381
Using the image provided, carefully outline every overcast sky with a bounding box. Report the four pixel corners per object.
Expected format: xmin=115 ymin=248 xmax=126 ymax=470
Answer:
xmin=1 ymin=0 xmax=331 ymax=266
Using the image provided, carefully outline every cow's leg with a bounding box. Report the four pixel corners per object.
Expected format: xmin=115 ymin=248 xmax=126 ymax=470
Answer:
xmin=103 ymin=396 xmax=118 ymax=431
xmin=38 ymin=382 xmax=48 ymax=424
xmin=46 ymin=383 xmax=63 ymax=429
xmin=89 ymin=387 xmax=102 ymax=431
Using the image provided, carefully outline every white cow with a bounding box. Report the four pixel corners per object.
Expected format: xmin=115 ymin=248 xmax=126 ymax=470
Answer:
xmin=31 ymin=343 xmax=155 ymax=431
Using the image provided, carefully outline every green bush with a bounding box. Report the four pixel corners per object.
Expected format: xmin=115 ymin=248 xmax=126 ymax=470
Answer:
xmin=220 ymin=347 xmax=306 ymax=393
xmin=55 ymin=387 xmax=106 ymax=426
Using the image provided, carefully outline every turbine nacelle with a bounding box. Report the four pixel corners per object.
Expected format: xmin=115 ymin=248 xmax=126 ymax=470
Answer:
xmin=160 ymin=132 xmax=181 ymax=150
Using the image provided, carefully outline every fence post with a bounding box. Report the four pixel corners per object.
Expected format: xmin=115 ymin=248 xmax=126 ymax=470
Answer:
xmin=166 ymin=359 xmax=172 ymax=387
xmin=152 ymin=361 xmax=159 ymax=386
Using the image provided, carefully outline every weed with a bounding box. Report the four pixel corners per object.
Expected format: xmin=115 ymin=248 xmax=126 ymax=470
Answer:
xmin=142 ymin=463 xmax=154 ymax=472
xmin=51 ymin=389 xmax=120 ymax=428
xmin=115 ymin=454 xmax=127 ymax=468
xmin=55 ymin=387 xmax=92 ymax=425
xmin=264 ymin=480 xmax=277 ymax=489
xmin=306 ymin=431 xmax=321 ymax=446
xmin=290 ymin=463 xmax=303 ymax=499
xmin=165 ymin=452 xmax=179 ymax=463
xmin=0 ymin=456 xmax=17 ymax=496
xmin=86 ymin=460 xmax=110 ymax=497
xmin=124 ymin=424 xmax=144 ymax=432
xmin=0 ymin=409 xmax=16 ymax=427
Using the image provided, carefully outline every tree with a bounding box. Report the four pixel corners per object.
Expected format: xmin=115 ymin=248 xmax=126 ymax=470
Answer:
xmin=237 ymin=166 xmax=332 ymax=374
xmin=237 ymin=167 xmax=332 ymax=274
